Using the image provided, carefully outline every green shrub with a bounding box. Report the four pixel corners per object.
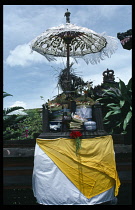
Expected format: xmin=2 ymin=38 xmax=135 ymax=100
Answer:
xmin=97 ymin=78 xmax=132 ymax=135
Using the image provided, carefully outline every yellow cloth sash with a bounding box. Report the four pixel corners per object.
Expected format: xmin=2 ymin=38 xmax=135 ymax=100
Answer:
xmin=36 ymin=135 xmax=120 ymax=199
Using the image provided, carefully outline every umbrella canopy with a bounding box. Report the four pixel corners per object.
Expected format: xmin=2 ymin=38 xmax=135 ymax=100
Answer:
xmin=30 ymin=9 xmax=118 ymax=65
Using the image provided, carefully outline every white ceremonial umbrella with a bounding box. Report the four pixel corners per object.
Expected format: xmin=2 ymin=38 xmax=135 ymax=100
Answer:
xmin=30 ymin=9 xmax=118 ymax=91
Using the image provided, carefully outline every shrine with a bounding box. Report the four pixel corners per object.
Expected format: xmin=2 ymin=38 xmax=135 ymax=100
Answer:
xmin=30 ymin=9 xmax=121 ymax=205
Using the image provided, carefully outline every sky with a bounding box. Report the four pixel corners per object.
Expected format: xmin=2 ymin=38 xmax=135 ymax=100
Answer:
xmin=3 ymin=5 xmax=132 ymax=111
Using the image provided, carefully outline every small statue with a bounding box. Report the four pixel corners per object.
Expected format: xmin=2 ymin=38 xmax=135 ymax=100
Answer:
xmin=64 ymin=9 xmax=71 ymax=23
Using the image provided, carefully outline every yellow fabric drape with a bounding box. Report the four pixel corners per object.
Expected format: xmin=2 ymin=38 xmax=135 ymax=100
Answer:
xmin=36 ymin=135 xmax=120 ymax=199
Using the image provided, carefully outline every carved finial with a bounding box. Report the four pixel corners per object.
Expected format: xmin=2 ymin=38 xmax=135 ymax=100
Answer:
xmin=103 ymin=69 xmax=115 ymax=83
xmin=64 ymin=9 xmax=71 ymax=23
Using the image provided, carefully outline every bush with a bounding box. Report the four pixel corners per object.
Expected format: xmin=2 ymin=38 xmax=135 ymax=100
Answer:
xmin=97 ymin=78 xmax=132 ymax=135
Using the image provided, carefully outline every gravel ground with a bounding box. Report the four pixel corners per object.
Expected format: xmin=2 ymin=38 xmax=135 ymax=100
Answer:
xmin=3 ymin=183 xmax=132 ymax=205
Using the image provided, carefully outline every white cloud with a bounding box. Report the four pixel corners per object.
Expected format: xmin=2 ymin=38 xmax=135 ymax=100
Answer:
xmin=5 ymin=43 xmax=48 ymax=67
xmin=10 ymin=101 xmax=27 ymax=108
xmin=8 ymin=101 xmax=27 ymax=115
xmin=5 ymin=43 xmax=75 ymax=67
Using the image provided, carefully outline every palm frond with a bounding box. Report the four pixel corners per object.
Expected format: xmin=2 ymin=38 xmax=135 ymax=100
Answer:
xmin=3 ymin=92 xmax=13 ymax=98
xmin=4 ymin=107 xmax=24 ymax=115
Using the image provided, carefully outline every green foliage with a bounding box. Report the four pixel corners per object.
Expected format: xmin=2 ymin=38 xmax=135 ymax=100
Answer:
xmin=3 ymin=92 xmax=27 ymax=140
xmin=19 ymin=109 xmax=42 ymax=139
xmin=4 ymin=109 xmax=42 ymax=140
xmin=3 ymin=92 xmax=13 ymax=98
xmin=3 ymin=92 xmax=42 ymax=140
xmin=97 ymin=78 xmax=132 ymax=135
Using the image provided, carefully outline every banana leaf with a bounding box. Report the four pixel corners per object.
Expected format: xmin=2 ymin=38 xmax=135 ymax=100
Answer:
xmin=123 ymin=111 xmax=132 ymax=130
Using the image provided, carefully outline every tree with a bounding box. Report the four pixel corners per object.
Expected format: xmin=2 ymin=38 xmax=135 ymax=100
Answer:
xmin=3 ymin=92 xmax=27 ymax=140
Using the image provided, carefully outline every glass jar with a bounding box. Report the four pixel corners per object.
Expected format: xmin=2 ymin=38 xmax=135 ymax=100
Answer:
xmin=84 ymin=119 xmax=96 ymax=131
xmin=76 ymin=105 xmax=92 ymax=119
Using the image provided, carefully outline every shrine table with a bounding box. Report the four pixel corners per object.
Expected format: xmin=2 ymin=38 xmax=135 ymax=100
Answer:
xmin=32 ymin=135 xmax=120 ymax=205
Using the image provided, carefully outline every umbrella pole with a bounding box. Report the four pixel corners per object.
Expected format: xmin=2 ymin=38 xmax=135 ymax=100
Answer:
xmin=67 ymin=43 xmax=70 ymax=83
